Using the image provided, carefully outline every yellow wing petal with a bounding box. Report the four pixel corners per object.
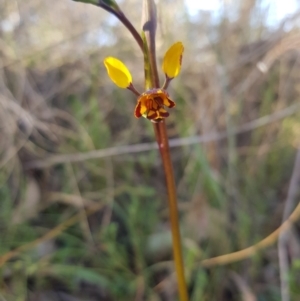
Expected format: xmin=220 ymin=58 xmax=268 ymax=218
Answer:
xmin=104 ymin=57 xmax=132 ymax=88
xmin=162 ymin=42 xmax=184 ymax=79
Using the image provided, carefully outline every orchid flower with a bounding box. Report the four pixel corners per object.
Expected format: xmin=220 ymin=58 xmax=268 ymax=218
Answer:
xmin=104 ymin=42 xmax=184 ymax=121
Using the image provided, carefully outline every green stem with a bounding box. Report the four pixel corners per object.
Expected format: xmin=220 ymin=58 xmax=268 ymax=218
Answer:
xmin=142 ymin=0 xmax=160 ymax=87
xmin=153 ymin=121 xmax=189 ymax=301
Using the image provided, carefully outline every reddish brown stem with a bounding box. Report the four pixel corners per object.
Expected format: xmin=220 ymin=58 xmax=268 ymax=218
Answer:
xmin=153 ymin=120 xmax=189 ymax=301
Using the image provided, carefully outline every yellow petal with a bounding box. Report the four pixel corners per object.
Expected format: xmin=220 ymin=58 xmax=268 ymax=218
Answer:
xmin=162 ymin=42 xmax=184 ymax=79
xmin=104 ymin=57 xmax=132 ymax=88
xmin=140 ymin=103 xmax=148 ymax=115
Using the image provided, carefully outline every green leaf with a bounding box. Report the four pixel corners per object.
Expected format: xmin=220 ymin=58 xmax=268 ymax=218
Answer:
xmin=100 ymin=0 xmax=120 ymax=10
xmin=72 ymin=0 xmax=99 ymax=5
xmin=141 ymin=31 xmax=153 ymax=90
xmin=72 ymin=0 xmax=121 ymax=12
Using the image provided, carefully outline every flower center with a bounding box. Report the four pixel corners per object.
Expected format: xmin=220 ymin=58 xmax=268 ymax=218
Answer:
xmin=145 ymin=96 xmax=163 ymax=111
xmin=134 ymin=89 xmax=175 ymax=120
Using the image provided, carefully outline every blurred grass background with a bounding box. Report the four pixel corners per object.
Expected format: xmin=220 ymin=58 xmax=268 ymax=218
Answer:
xmin=1 ymin=0 xmax=300 ymax=300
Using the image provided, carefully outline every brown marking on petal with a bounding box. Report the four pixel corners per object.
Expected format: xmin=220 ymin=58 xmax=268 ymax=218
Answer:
xmin=163 ymin=97 xmax=176 ymax=108
xmin=153 ymin=96 xmax=163 ymax=106
xmin=168 ymin=98 xmax=176 ymax=108
xmin=152 ymin=99 xmax=159 ymax=110
xmin=180 ymin=54 xmax=182 ymax=66
xmin=134 ymin=101 xmax=142 ymax=118
xmin=145 ymin=98 xmax=153 ymax=110
xmin=158 ymin=108 xmax=169 ymax=118
xmin=147 ymin=110 xmax=158 ymax=119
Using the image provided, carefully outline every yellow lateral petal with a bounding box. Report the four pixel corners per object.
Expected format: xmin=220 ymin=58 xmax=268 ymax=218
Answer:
xmin=162 ymin=42 xmax=184 ymax=79
xmin=140 ymin=103 xmax=148 ymax=115
xmin=104 ymin=57 xmax=132 ymax=88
